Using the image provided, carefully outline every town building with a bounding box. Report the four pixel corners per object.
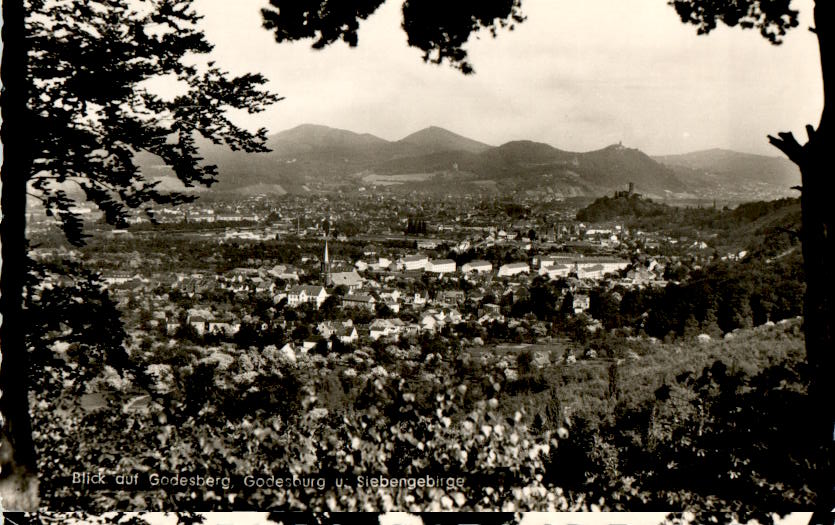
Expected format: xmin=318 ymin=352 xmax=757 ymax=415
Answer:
xmin=426 ymin=259 xmax=456 ymax=275
xmin=573 ymin=293 xmax=591 ymax=313
xmin=498 ymin=262 xmax=530 ymax=277
xmin=461 ymin=260 xmax=493 ymax=274
xmin=287 ymin=285 xmax=329 ymax=308
xmin=539 ymin=263 xmax=571 ymax=279
xmin=399 ymin=254 xmax=429 ymax=271
xmin=330 ymin=270 xmax=364 ymax=290
xmin=341 ymin=293 xmax=377 ymax=311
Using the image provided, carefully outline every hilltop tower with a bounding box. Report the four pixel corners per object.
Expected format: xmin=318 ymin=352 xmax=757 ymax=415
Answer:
xmin=321 ymin=237 xmax=331 ymax=286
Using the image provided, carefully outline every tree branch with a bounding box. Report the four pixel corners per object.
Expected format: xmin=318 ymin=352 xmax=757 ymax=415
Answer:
xmin=26 ymin=192 xmax=46 ymax=202
xmin=767 ymin=131 xmax=806 ymax=165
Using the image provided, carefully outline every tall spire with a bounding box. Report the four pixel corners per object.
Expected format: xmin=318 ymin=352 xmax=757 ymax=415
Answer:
xmin=321 ymin=235 xmax=331 ymax=286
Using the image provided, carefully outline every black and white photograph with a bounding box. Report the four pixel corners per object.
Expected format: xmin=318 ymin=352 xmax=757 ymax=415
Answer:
xmin=0 ymin=0 xmax=832 ymax=522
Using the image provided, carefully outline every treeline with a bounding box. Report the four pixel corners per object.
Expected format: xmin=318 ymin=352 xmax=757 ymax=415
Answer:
xmin=577 ymin=195 xmax=799 ymax=234
xmin=596 ymin=253 xmax=805 ymax=339
xmin=405 ymin=216 xmax=428 ymax=235
xmin=577 ymin=195 xmax=801 ymax=256
xmin=475 ymin=250 xmax=804 ymax=345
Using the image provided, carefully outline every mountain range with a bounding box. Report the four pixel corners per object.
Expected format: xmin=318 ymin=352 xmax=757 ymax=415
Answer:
xmin=139 ymin=124 xmax=801 ymax=201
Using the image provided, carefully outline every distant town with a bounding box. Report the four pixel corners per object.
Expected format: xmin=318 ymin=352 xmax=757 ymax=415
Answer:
xmin=28 ymin=182 xmax=757 ymax=364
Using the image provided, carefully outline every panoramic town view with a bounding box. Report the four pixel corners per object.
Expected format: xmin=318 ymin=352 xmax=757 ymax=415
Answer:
xmin=1 ymin=0 xmax=830 ymax=523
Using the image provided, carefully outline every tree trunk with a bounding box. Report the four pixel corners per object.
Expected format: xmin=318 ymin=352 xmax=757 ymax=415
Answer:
xmin=770 ymin=1 xmax=833 ymax=518
xmin=801 ymin=1 xmax=833 ymax=516
xmin=799 ymin=127 xmax=834 ymax=525
xmin=0 ymin=0 xmax=39 ymax=510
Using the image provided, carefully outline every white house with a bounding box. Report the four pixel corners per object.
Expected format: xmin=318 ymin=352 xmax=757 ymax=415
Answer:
xmin=417 ymin=240 xmax=439 ymax=250
xmin=338 ymin=326 xmax=359 ymax=344
xmin=498 ymin=262 xmax=530 ymax=277
xmin=287 ymin=285 xmax=329 ymax=308
xmin=570 ymin=257 xmax=629 ymax=279
xmin=420 ymin=313 xmax=442 ymax=332
xmin=318 ymin=320 xmax=357 ymax=344
xmin=573 ymin=293 xmax=591 ymax=313
xmin=461 ymin=260 xmax=492 ymax=274
xmin=539 ymin=263 xmax=571 ymax=280
xmin=330 ymin=270 xmax=364 ymax=290
xmin=369 ymin=318 xmax=405 ymax=340
xmin=268 ymin=264 xmax=300 ymax=281
xmin=379 ymin=289 xmax=402 ymax=313
xmin=188 ymin=315 xmax=208 ymax=335
xmin=426 ymin=259 xmax=456 ymax=275
xmin=302 ymin=337 xmax=329 ymax=352
xmin=207 ymin=319 xmax=240 ymax=335
xmin=379 ymin=289 xmax=402 ymax=303
xmin=278 ymin=342 xmax=297 ymax=363
xmin=538 ymin=255 xmax=559 ymax=268
xmin=478 ymin=310 xmax=505 ymax=324
xmin=439 ymin=308 xmax=463 ymax=324
xmin=400 ymin=254 xmax=429 ymax=271
xmin=408 ymin=292 xmax=428 ymax=307
xmin=342 ymin=293 xmax=376 ymax=311
xmin=576 ymin=264 xmax=606 ymax=280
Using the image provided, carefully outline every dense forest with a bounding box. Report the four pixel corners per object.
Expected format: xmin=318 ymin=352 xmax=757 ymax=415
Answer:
xmin=577 ymin=194 xmax=800 ymax=253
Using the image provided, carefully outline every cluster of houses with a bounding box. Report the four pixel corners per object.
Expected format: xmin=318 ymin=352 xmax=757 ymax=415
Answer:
xmin=87 ymin=231 xmax=675 ymax=353
xmin=354 ymin=252 xmax=631 ymax=282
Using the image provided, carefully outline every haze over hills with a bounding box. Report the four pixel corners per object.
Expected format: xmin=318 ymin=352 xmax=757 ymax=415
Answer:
xmin=654 ymin=148 xmax=801 ymax=200
xmin=139 ymin=124 xmax=800 ymax=201
xmin=265 ymin=124 xmax=390 ymax=158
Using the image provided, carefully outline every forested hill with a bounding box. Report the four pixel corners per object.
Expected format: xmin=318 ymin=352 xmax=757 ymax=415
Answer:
xmin=577 ymin=194 xmax=801 ymax=257
xmin=577 ymin=194 xmax=799 ymax=229
xmin=576 ymin=193 xmax=670 ymax=222
xmin=137 ymin=124 xmax=798 ymax=200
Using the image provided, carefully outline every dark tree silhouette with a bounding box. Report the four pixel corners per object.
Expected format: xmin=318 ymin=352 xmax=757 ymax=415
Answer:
xmin=261 ymin=0 xmax=525 ymax=74
xmin=670 ymin=1 xmax=833 ymax=518
xmin=257 ymin=0 xmax=833 ymax=516
xmin=0 ymin=0 xmax=280 ymax=507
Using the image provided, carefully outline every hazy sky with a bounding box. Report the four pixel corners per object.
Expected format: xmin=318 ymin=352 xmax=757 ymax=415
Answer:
xmin=191 ymin=0 xmax=822 ymax=155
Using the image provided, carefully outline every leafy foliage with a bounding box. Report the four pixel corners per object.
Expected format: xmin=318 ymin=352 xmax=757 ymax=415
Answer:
xmin=26 ymin=249 xmax=820 ymax=518
xmin=23 ymin=258 xmax=130 ymax=392
xmin=669 ymin=0 xmax=799 ymax=44
xmin=25 ymin=0 xmax=281 ymax=245
xmin=261 ymin=0 xmax=525 ymax=74
xmin=402 ymin=0 xmax=525 ymax=74
xmin=261 ymin=0 xmax=386 ymax=49
xmin=548 ymin=319 xmax=820 ymax=523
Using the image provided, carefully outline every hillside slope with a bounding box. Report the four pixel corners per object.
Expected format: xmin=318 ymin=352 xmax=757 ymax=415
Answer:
xmin=654 ymin=148 xmax=800 ymax=200
xmin=136 ymin=125 xmax=798 ymax=200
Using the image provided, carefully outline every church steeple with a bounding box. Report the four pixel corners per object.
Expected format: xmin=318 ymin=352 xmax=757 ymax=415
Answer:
xmin=321 ymin=236 xmax=331 ymax=286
